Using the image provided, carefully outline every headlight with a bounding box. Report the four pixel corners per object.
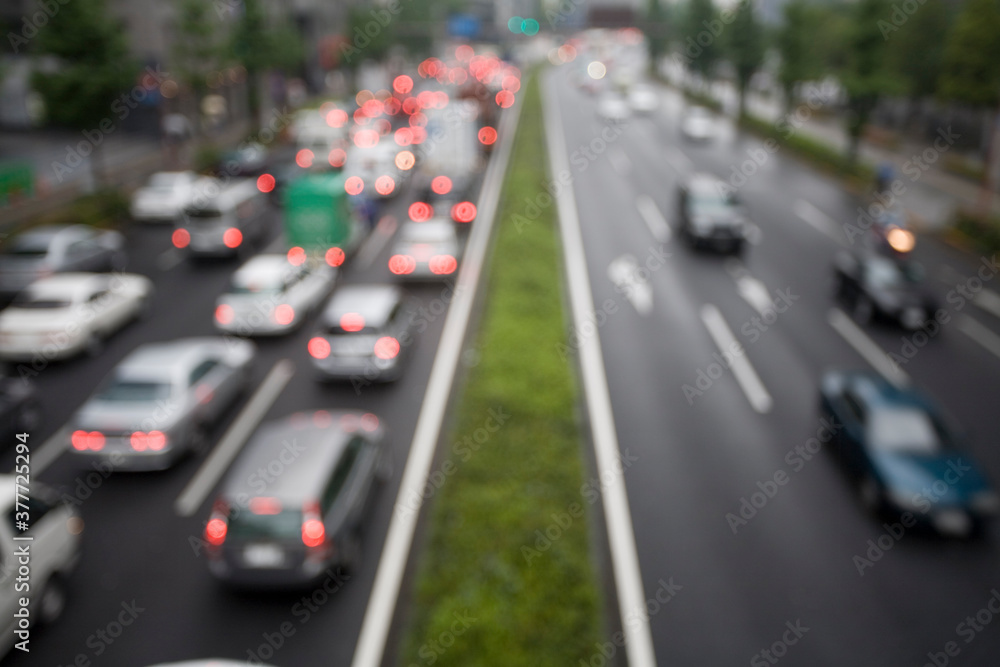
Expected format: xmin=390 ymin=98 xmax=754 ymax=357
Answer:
xmin=971 ymin=492 xmax=1000 ymax=515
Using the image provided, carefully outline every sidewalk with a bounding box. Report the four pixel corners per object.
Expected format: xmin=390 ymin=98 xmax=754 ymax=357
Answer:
xmin=664 ymin=62 xmax=1000 ymax=232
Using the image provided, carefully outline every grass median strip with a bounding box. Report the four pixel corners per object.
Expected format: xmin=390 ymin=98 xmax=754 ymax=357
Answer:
xmin=398 ymin=74 xmax=603 ymax=666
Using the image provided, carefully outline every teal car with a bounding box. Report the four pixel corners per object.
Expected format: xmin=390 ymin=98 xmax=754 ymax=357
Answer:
xmin=819 ymin=370 xmax=999 ymax=537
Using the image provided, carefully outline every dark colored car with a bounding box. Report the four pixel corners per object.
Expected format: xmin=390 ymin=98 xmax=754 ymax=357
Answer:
xmin=678 ymin=174 xmax=748 ymax=253
xmin=203 ymin=410 xmax=390 ymax=588
xmin=307 ymin=284 xmax=419 ymax=383
xmin=834 ymin=251 xmax=936 ymax=330
xmin=819 ymin=370 xmax=998 ymax=537
xmin=0 ymin=225 xmax=126 ymax=299
xmin=0 ymin=377 xmax=41 ymax=442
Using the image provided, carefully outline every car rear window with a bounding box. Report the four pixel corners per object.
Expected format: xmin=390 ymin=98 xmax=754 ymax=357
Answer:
xmin=13 ymin=296 xmax=71 ymax=309
xmin=228 ymin=509 xmax=302 ymax=541
xmin=98 ymin=380 xmax=173 ymax=402
xmin=184 ymin=208 xmax=223 ymax=220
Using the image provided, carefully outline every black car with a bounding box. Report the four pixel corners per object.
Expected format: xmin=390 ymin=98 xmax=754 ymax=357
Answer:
xmin=820 ymin=370 xmax=998 ymax=537
xmin=677 ymin=174 xmax=749 ymax=253
xmin=0 ymin=376 xmax=41 ymax=442
xmin=834 ymin=251 xmax=936 ymax=330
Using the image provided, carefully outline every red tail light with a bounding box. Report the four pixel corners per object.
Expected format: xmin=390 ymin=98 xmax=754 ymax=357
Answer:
xmin=388 ymin=254 xmax=416 ymax=275
xmin=375 ymin=175 xmax=395 ymax=195
xmin=345 ymin=176 xmax=364 ymax=195
xmin=130 ymin=431 xmax=166 ymax=451
xmin=308 ymin=337 xmax=331 ymax=359
xmin=273 ymin=304 xmax=295 ymax=326
xmin=325 ymin=246 xmax=345 ymax=267
xmin=478 ymin=127 xmax=498 ymax=146
xmin=340 ymin=313 xmax=365 ymax=332
xmin=72 ymin=430 xmax=105 ymax=451
xmin=287 ymin=246 xmax=307 ymax=266
xmin=374 ymin=336 xmax=400 ymax=360
xmin=302 ymin=518 xmax=325 ymax=548
xmin=215 ymin=304 xmax=234 ymax=324
xmin=249 ymin=497 xmax=282 ymax=515
xmin=257 ymin=174 xmax=276 ymax=193
xmin=431 ymin=175 xmax=452 ymax=195
xmin=452 ymin=201 xmax=477 ymax=223
xmin=172 ymin=229 xmax=190 ymax=249
xmin=296 ymin=149 xmax=314 ymax=168
xmin=408 ymin=201 xmax=433 ymax=222
xmin=429 ymin=255 xmax=458 ymax=275
xmin=328 ymin=147 xmax=347 ymax=168
xmin=205 ymin=517 xmax=228 ymax=546
xmin=223 ymin=228 xmax=242 ymax=248
xmin=361 ymin=413 xmax=380 ymax=432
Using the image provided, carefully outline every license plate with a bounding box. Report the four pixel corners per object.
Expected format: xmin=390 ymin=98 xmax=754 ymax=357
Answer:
xmin=243 ymin=543 xmax=285 ymax=568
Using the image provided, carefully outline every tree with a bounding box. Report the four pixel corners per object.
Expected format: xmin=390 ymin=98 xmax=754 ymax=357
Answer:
xmin=644 ymin=0 xmax=670 ymax=71
xmin=939 ymin=0 xmax=1000 ymax=109
xmin=684 ymin=0 xmax=721 ymax=82
xmin=841 ymin=0 xmax=896 ymax=164
xmin=727 ymin=0 xmax=764 ymax=117
xmin=31 ymin=0 xmax=135 ymax=185
xmin=777 ymin=0 xmax=823 ymax=113
xmin=172 ymin=0 xmax=222 ymax=131
xmin=887 ymin=0 xmax=952 ymax=105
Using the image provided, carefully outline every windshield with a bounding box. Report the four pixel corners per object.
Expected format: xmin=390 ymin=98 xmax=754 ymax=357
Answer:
xmin=3 ymin=239 xmax=50 ymax=257
xmin=98 ymin=380 xmax=173 ymax=402
xmin=149 ymin=174 xmax=185 ymax=190
xmin=691 ymin=193 xmax=736 ymax=216
xmin=12 ymin=295 xmax=71 ymax=309
xmin=868 ymin=408 xmax=944 ymax=454
xmin=228 ymin=508 xmax=302 ymax=541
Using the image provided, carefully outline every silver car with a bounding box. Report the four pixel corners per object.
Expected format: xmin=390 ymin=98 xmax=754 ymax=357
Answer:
xmin=204 ymin=410 xmax=389 ymax=588
xmin=387 ymin=219 xmax=462 ymax=281
xmin=0 ymin=225 xmax=126 ymax=298
xmin=214 ymin=253 xmax=336 ymax=336
xmin=67 ymin=337 xmax=255 ymax=470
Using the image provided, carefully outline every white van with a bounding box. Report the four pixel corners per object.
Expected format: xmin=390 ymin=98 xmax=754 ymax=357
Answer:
xmin=176 ymin=179 xmax=272 ymax=257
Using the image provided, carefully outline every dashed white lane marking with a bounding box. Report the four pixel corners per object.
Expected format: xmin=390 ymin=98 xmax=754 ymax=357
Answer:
xmin=701 ymin=304 xmax=773 ymax=413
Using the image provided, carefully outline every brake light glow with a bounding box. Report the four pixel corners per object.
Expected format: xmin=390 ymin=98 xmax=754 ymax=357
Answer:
xmin=257 ymin=173 xmax=276 ymax=193
xmin=172 ymin=228 xmax=190 ymax=249
xmin=478 ymin=127 xmax=498 ymax=146
xmin=273 ymin=304 xmax=295 ymax=326
xmin=296 ymin=149 xmax=314 ymax=168
xmin=71 ymin=430 xmax=105 ymax=451
xmin=205 ymin=517 xmax=227 ymax=546
xmin=375 ymin=175 xmax=395 ymax=196
xmin=326 ymin=108 xmax=348 ymax=127
xmin=388 ymin=254 xmax=416 ymax=275
xmin=393 ymin=75 xmax=413 ymax=94
xmin=374 ymin=336 xmax=400 ymax=360
xmin=215 ymin=304 xmax=234 ymax=324
xmin=429 ymin=255 xmax=458 ymax=275
xmin=308 ymin=337 xmax=331 ymax=359
xmin=302 ymin=518 xmax=325 ymax=548
xmin=130 ymin=430 xmax=166 ymax=452
xmin=394 ymin=127 xmax=414 ymax=146
xmin=340 ymin=312 xmax=365 ymax=332
xmin=354 ymin=128 xmax=380 ymax=148
xmin=496 ymin=90 xmax=515 ymax=109
xmin=325 ymin=246 xmax=345 ymax=267
xmin=287 ymin=246 xmax=307 ymax=266
xmin=249 ymin=497 xmax=282 ymax=515
xmin=223 ymin=228 xmax=243 ymax=248
xmin=451 ymin=201 xmax=477 ymax=223
xmin=395 ymin=150 xmax=415 ymax=170
xmin=328 ymin=147 xmax=347 ymax=168
xmin=431 ymin=176 xmax=452 ymax=195
xmin=361 ymin=413 xmax=380 ymax=432
xmin=408 ymin=202 xmax=433 ymax=222
xmin=313 ymin=410 xmax=333 ymax=428
xmin=345 ymin=176 xmax=364 ymax=195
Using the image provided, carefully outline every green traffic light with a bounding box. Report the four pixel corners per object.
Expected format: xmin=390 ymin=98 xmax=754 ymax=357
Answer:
xmin=521 ymin=18 xmax=540 ymax=35
xmin=508 ymin=16 xmax=523 ymax=33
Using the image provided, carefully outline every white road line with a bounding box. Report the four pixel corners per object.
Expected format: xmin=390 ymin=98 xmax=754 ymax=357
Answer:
xmin=735 ymin=275 xmax=774 ymax=317
xmin=827 ymin=308 xmax=910 ymax=387
xmin=174 ymin=359 xmax=295 ymax=517
xmin=354 ymin=215 xmax=398 ymax=270
xmin=700 ymin=304 xmax=773 ymax=413
xmin=973 ymin=289 xmax=1000 ymax=320
xmin=157 ymin=248 xmax=184 ymax=271
xmin=608 ymin=255 xmax=654 ymax=316
xmin=635 ymin=195 xmax=672 ymax=243
xmin=350 ymin=90 xmax=523 ymax=667
xmin=957 ymin=314 xmax=1000 ymax=361
xmin=543 ymin=77 xmax=657 ymax=667
xmin=794 ymin=199 xmax=844 ymax=246
xmin=609 ymin=148 xmax=632 ymax=175
xmin=29 ymin=427 xmax=70 ymax=476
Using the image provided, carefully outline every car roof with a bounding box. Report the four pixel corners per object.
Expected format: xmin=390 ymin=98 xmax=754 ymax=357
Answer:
xmin=10 ymin=224 xmax=87 ymax=245
xmin=322 ymin=284 xmax=401 ymax=328
xmin=24 ymin=272 xmax=110 ymax=298
xmin=222 ymin=413 xmax=358 ymax=502
xmin=116 ymin=338 xmax=225 ymax=381
xmin=399 ymin=219 xmax=455 ymax=242
xmin=232 ymin=254 xmax=296 ymax=287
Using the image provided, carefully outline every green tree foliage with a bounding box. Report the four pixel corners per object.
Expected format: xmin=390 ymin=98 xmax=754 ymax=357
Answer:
xmin=841 ymin=0 xmax=897 ymax=163
xmin=777 ymin=0 xmax=824 ymax=112
xmin=684 ymin=0 xmax=721 ymax=80
xmin=727 ymin=0 xmax=765 ymax=116
xmin=939 ymin=0 xmax=1000 ymax=108
xmin=886 ymin=0 xmax=953 ymax=101
xmin=230 ymin=0 xmax=304 ymax=119
xmin=172 ymin=0 xmax=221 ymax=103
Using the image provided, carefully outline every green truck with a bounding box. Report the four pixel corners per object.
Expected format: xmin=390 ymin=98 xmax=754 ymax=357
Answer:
xmin=282 ymin=171 xmax=365 ymax=265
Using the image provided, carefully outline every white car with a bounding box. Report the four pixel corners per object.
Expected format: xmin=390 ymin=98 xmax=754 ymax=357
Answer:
xmin=388 ymin=219 xmax=462 ymax=281
xmin=131 ymin=171 xmax=200 ymax=222
xmin=0 ymin=474 xmax=83 ymax=658
xmin=214 ymin=253 xmax=337 ymax=336
xmin=628 ymin=84 xmax=660 ymax=113
xmin=597 ymin=93 xmax=631 ymax=124
xmin=0 ymin=273 xmax=153 ymax=361
xmin=680 ymin=106 xmax=715 ymax=141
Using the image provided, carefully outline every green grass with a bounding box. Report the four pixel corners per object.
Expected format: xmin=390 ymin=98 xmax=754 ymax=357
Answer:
xmin=398 ymin=74 xmax=602 ymax=666
xmin=953 ymin=208 xmax=1000 ymax=256
xmin=30 ymin=189 xmax=129 ymax=229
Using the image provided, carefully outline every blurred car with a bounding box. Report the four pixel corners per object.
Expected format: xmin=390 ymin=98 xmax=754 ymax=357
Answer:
xmin=344 ymin=143 xmax=406 ymax=199
xmin=203 ymin=409 xmax=390 ymax=587
xmin=680 ymin=106 xmax=715 ymax=141
xmin=214 ymin=253 xmax=337 ymax=336
xmin=0 ymin=273 xmax=153 ymax=361
xmin=220 ymin=142 xmax=268 ymax=176
xmin=0 ymin=376 xmax=41 ymax=441
xmin=0 ymin=225 xmax=126 ymax=299
xmin=820 ymin=370 xmax=998 ymax=537
xmin=67 ymin=337 xmax=255 ymax=470
xmin=130 ymin=171 xmax=200 ymax=222
xmin=596 ymin=92 xmax=631 ymax=124
xmin=677 ymin=174 xmax=749 ymax=253
xmin=175 ymin=179 xmax=271 ymax=258
xmin=145 ymin=662 xmax=278 ymax=667
xmin=834 ymin=251 xmax=936 ymax=330
xmin=627 ymin=83 xmax=659 ymax=114
xmin=0 ymin=475 xmax=82 ymax=657
xmin=387 ymin=219 xmax=461 ymax=280
xmin=307 ymin=284 xmax=418 ymax=383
